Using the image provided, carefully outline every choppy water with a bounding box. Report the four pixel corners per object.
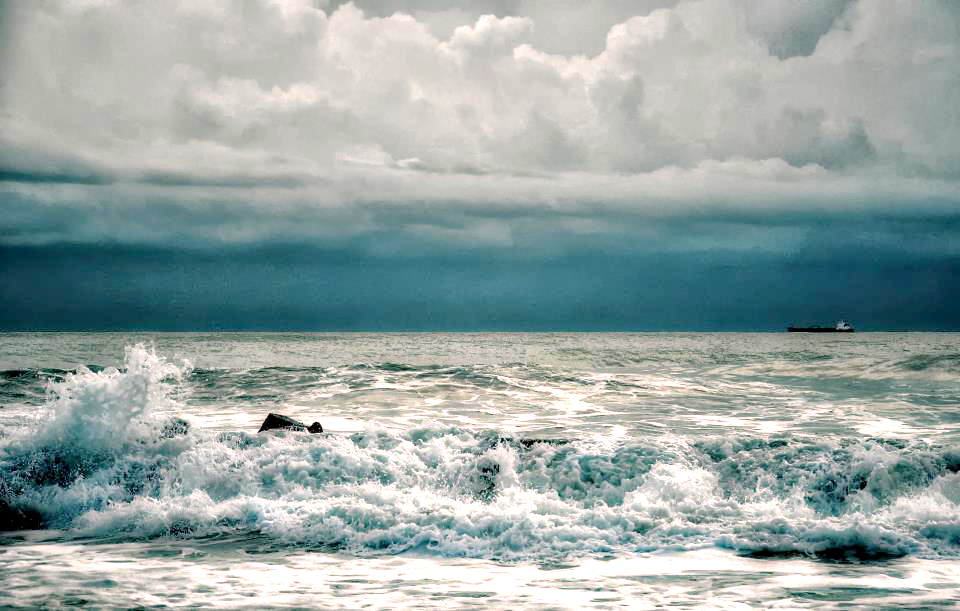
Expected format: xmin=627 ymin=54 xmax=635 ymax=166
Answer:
xmin=1 ymin=332 xmax=959 ymax=609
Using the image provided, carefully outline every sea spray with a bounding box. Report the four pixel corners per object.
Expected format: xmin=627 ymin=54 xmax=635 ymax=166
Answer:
xmin=33 ymin=344 xmax=189 ymax=448
xmin=1 ymin=344 xmax=192 ymax=528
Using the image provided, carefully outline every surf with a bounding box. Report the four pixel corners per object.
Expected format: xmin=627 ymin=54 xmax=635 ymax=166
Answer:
xmin=2 ymin=344 xmax=959 ymax=563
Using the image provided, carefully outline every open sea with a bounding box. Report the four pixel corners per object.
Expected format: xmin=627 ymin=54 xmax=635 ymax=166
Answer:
xmin=1 ymin=332 xmax=959 ymax=609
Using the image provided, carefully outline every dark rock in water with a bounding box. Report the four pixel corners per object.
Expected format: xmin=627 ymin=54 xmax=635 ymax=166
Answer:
xmin=258 ymin=413 xmax=322 ymax=433
xmin=517 ymin=438 xmax=569 ymax=449
xmin=497 ymin=436 xmax=570 ymax=449
xmin=943 ymin=449 xmax=960 ymax=473
xmin=0 ymin=499 xmax=43 ymax=531
xmin=258 ymin=413 xmax=305 ymax=432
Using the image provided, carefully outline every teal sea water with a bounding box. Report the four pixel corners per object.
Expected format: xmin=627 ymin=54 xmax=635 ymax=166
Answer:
xmin=1 ymin=332 xmax=959 ymax=608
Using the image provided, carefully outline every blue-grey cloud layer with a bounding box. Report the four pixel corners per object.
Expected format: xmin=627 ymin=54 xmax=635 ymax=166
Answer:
xmin=1 ymin=0 xmax=958 ymax=329
xmin=2 ymin=242 xmax=957 ymax=331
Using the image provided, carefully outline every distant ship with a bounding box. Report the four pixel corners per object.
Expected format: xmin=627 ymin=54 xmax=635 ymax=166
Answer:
xmin=787 ymin=320 xmax=854 ymax=333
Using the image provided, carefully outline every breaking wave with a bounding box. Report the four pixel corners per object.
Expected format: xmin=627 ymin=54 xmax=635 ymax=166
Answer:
xmin=2 ymin=345 xmax=960 ymax=562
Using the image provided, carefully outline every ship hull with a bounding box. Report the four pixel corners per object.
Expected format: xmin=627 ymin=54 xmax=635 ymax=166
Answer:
xmin=787 ymin=327 xmax=854 ymax=333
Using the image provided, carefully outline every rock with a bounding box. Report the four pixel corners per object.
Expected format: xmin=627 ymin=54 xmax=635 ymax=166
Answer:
xmin=497 ymin=436 xmax=569 ymax=449
xmin=257 ymin=413 xmax=323 ymax=434
xmin=0 ymin=499 xmax=43 ymax=531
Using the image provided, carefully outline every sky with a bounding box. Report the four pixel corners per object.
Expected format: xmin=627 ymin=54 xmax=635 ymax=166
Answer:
xmin=1 ymin=0 xmax=958 ymax=330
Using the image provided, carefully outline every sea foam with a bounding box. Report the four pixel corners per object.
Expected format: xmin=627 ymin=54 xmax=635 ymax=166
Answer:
xmin=2 ymin=344 xmax=960 ymax=562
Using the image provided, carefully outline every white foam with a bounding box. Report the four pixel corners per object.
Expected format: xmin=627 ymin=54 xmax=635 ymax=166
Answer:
xmin=3 ymin=343 xmax=960 ymax=564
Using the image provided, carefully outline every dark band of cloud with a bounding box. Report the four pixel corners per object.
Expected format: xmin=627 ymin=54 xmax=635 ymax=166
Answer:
xmin=2 ymin=0 xmax=958 ymax=329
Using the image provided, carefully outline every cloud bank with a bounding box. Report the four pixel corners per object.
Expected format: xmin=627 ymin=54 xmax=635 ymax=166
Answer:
xmin=0 ymin=0 xmax=958 ymax=328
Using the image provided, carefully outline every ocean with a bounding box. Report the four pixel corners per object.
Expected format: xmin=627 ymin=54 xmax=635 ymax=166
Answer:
xmin=1 ymin=332 xmax=959 ymax=609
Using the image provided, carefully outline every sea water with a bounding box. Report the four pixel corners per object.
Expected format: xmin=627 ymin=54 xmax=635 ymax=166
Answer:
xmin=1 ymin=332 xmax=958 ymax=609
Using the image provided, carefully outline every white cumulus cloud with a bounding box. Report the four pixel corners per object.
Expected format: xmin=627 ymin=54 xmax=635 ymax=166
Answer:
xmin=0 ymin=0 xmax=958 ymax=250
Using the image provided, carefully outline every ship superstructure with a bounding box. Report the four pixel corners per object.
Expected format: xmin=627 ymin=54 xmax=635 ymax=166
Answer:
xmin=787 ymin=320 xmax=854 ymax=333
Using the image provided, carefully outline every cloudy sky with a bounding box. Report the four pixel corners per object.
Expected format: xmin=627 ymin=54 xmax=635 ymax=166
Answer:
xmin=1 ymin=0 xmax=958 ymax=330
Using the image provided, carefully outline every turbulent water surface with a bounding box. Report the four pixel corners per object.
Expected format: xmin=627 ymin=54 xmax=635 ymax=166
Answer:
xmin=1 ymin=332 xmax=959 ymax=609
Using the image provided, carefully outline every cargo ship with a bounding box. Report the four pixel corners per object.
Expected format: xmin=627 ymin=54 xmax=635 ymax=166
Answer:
xmin=787 ymin=320 xmax=854 ymax=333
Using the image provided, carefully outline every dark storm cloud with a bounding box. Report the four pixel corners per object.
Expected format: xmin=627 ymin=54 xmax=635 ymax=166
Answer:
xmin=2 ymin=241 xmax=958 ymax=331
xmin=0 ymin=168 xmax=111 ymax=186
xmin=1 ymin=0 xmax=958 ymax=329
